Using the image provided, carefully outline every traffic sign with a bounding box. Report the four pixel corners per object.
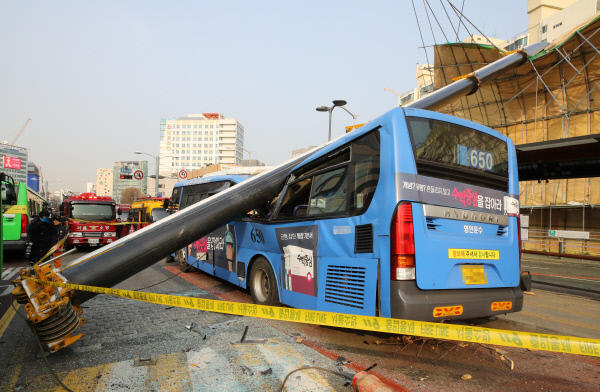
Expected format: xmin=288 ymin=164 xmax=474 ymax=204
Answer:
xmin=548 ymin=230 xmax=589 ymax=239
xmin=133 ymin=170 xmax=144 ymax=180
xmin=178 ymin=170 xmax=188 ymax=179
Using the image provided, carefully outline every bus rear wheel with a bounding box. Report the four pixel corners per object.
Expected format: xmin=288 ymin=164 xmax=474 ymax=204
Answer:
xmin=249 ymin=257 xmax=279 ymax=306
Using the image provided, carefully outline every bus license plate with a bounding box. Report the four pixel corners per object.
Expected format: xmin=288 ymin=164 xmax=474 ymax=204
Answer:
xmin=448 ymin=249 xmax=499 ymax=260
xmin=461 ymin=265 xmax=488 ymax=285
xmin=88 ymin=239 xmax=99 ymax=244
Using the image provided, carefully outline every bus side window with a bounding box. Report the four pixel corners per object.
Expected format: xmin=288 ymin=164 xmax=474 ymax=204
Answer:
xmin=308 ymin=167 xmax=347 ymax=215
xmin=350 ymin=130 xmax=381 ymax=215
xmin=274 ymin=178 xmax=312 ymax=218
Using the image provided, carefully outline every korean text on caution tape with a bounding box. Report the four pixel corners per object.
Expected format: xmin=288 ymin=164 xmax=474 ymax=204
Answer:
xmin=30 ymin=279 xmax=600 ymax=358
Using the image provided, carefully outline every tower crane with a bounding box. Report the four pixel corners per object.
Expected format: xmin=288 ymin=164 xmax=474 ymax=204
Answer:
xmin=384 ymin=87 xmax=401 ymax=96
xmin=10 ymin=118 xmax=31 ymax=147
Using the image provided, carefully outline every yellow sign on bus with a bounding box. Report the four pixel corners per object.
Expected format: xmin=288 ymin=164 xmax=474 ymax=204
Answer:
xmin=448 ymin=249 xmax=499 ymax=260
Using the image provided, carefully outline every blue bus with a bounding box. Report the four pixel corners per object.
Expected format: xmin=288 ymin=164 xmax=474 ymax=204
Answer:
xmin=172 ymin=107 xmax=523 ymax=321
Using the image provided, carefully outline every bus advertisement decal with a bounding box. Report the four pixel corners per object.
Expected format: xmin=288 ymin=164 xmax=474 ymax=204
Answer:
xmin=188 ymin=224 xmax=237 ymax=273
xmin=395 ymin=173 xmax=519 ymax=215
xmin=276 ymin=225 xmax=318 ymax=297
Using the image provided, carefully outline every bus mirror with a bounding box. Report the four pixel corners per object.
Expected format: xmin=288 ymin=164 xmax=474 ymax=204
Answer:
xmin=117 ymin=207 xmax=122 ymax=215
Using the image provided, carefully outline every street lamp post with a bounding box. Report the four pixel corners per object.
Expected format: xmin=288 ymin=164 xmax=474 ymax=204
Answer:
xmin=134 ymin=151 xmax=159 ymax=197
xmin=241 ymin=147 xmax=253 ymax=160
xmin=316 ymin=100 xmax=358 ymax=141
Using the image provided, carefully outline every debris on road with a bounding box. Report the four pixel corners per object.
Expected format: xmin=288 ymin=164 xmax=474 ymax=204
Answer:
xmin=241 ymin=365 xmax=254 ymax=376
xmin=461 ymin=374 xmax=472 ymax=380
xmin=335 ymin=356 xmax=351 ymax=365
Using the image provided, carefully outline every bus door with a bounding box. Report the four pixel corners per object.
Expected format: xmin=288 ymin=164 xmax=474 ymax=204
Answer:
xmin=270 ymin=131 xmax=381 ymax=316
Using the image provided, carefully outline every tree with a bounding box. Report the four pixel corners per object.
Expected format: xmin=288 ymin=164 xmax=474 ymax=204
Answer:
xmin=121 ymin=187 xmax=143 ymax=204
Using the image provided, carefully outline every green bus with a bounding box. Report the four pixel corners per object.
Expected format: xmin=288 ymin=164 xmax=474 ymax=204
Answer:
xmin=1 ymin=176 xmax=47 ymax=253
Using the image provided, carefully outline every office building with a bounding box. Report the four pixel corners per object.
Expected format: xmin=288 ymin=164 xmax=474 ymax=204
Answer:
xmin=159 ymin=113 xmax=245 ymax=172
xmin=0 ymin=143 xmax=28 ymax=184
xmin=96 ymin=169 xmax=113 ymax=197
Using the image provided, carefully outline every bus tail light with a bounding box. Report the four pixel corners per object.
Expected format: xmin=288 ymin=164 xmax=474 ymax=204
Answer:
xmin=21 ymin=214 xmax=28 ymax=234
xmin=391 ymin=202 xmax=415 ymax=281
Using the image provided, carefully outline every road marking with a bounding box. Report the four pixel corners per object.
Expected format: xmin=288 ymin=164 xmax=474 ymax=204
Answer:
xmin=13 ymin=345 xmax=340 ymax=391
xmin=95 ymin=359 xmax=146 ymax=391
xmin=1 ymin=267 xmax=20 ymax=281
xmin=186 ymin=347 xmax=245 ymax=391
xmin=0 ymin=285 xmax=14 ymax=296
xmin=53 ymin=363 xmax=105 ymax=392
xmin=522 ymin=265 xmax=549 ymax=270
xmin=257 ymin=341 xmax=335 ymax=391
xmin=530 ymin=272 xmax=600 ymax=281
xmin=146 ymin=352 xmax=192 ymax=391
xmin=0 ymin=301 xmax=19 ymax=337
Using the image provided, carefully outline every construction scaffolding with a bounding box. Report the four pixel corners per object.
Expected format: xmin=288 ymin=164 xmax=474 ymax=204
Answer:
xmin=430 ymin=14 xmax=600 ymax=256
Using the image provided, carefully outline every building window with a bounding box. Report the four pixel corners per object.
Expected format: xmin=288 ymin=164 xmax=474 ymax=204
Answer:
xmin=205 ymin=125 xmax=208 ymax=128
xmin=541 ymin=25 xmax=547 ymax=34
xmin=187 ymin=125 xmax=191 ymax=129
xmin=194 ymin=125 xmax=197 ymax=129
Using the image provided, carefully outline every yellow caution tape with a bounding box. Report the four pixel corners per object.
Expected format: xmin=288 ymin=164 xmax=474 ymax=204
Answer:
xmin=29 ymin=279 xmax=600 ymax=358
xmin=68 ymin=218 xmax=143 ymax=226
xmin=36 ymin=234 xmax=69 ymax=265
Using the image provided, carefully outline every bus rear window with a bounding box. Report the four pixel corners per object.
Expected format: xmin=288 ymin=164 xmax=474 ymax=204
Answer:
xmin=406 ymin=117 xmax=509 ymax=191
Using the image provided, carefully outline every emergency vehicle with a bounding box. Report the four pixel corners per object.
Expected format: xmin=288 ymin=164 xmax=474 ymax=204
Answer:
xmin=60 ymin=193 xmax=118 ymax=249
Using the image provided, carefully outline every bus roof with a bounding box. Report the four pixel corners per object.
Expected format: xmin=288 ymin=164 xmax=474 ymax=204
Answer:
xmin=174 ymin=174 xmax=251 ymax=188
xmin=291 ymin=107 xmax=510 ymax=172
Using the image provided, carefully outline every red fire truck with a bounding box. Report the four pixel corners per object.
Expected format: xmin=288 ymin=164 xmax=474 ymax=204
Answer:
xmin=60 ymin=193 xmax=119 ymax=249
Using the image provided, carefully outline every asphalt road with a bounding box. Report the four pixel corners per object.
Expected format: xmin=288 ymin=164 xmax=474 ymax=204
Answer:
xmin=521 ymin=252 xmax=600 ymax=297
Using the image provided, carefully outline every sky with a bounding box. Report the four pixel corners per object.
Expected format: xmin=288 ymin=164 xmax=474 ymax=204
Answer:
xmin=1 ymin=1 xmax=528 ymax=193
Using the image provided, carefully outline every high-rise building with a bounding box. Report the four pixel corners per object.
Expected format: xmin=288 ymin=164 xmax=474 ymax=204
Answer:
xmin=112 ymin=161 xmax=148 ymax=203
xmin=159 ymin=113 xmax=244 ymax=171
xmin=0 ymin=143 xmax=28 ymax=184
xmin=96 ymin=168 xmax=113 ymax=197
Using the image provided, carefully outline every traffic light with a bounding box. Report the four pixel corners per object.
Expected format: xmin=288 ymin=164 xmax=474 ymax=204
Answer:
xmin=120 ymin=175 xmax=133 ymax=180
